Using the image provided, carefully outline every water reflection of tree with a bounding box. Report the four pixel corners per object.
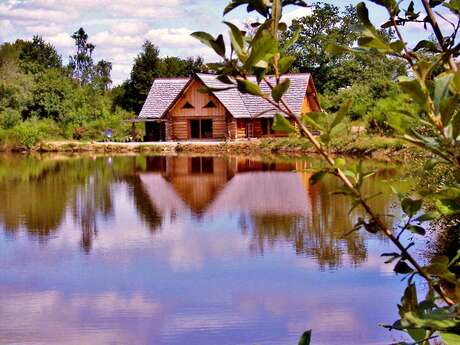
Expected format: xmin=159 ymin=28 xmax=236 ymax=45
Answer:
xmin=0 ymin=156 xmax=118 ymax=252
xmin=124 ymin=175 xmax=163 ymax=233
xmin=0 ymin=158 xmax=69 ymax=237
xmin=71 ymin=168 xmax=115 ymax=253
xmin=247 ymin=172 xmax=396 ymax=270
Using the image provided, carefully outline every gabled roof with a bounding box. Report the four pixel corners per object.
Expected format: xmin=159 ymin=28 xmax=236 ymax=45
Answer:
xmin=139 ymin=73 xmax=312 ymax=119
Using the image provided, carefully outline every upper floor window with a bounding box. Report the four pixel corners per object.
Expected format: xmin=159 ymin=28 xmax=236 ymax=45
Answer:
xmin=183 ymin=102 xmax=194 ymax=109
xmin=203 ymin=101 xmax=217 ymax=108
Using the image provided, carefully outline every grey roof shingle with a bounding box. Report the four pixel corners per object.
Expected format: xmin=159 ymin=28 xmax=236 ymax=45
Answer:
xmin=139 ymin=78 xmax=190 ymax=119
xmin=139 ymin=73 xmax=311 ymax=119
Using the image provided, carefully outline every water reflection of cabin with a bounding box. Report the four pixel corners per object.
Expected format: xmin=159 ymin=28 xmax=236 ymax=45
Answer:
xmin=141 ymin=156 xmax=311 ymax=215
xmin=136 ymin=73 xmax=320 ymax=141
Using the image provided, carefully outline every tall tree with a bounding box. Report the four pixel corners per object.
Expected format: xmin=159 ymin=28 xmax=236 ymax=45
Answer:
xmin=69 ymin=28 xmax=95 ymax=85
xmin=124 ymin=41 xmax=163 ymax=113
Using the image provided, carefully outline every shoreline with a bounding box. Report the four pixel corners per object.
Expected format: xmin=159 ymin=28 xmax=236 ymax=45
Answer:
xmin=0 ymin=138 xmax=421 ymax=162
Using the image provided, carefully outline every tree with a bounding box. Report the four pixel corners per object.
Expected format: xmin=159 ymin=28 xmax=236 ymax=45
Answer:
xmin=69 ymin=28 xmax=95 ymax=85
xmin=26 ymin=68 xmax=74 ymax=121
xmin=124 ymin=41 xmax=163 ymax=113
xmin=284 ymin=2 xmax=405 ymax=93
xmin=19 ymin=36 xmax=62 ymax=73
xmin=159 ymin=56 xmax=206 ymax=77
xmin=93 ymin=60 xmax=112 ymax=91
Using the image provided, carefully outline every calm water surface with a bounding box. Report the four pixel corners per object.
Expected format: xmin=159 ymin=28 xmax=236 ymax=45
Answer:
xmin=0 ymin=154 xmax=410 ymax=344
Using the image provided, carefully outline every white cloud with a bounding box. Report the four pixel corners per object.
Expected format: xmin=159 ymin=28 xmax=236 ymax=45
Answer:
xmin=25 ymin=23 xmax=64 ymax=36
xmin=283 ymin=6 xmax=312 ymax=25
xmin=0 ymin=20 xmax=14 ymax=41
xmin=0 ymin=1 xmax=78 ymax=23
xmin=92 ymin=31 xmax=143 ymax=49
xmin=146 ymin=28 xmax=197 ymax=47
xmin=44 ymin=32 xmax=74 ymax=49
xmin=111 ymin=21 xmax=149 ymax=36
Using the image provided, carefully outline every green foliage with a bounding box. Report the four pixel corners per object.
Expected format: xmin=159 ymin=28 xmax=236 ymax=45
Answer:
xmin=283 ymin=2 xmax=405 ymax=93
xmin=0 ymin=32 xmax=137 ymax=148
xmin=19 ymin=35 xmax=62 ymax=73
xmin=0 ymin=108 xmax=22 ymax=129
xmin=9 ymin=117 xmax=61 ymax=148
xmin=115 ymin=41 xmax=206 ymax=113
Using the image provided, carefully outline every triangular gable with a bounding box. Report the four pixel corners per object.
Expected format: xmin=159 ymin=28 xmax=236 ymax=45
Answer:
xmin=168 ymin=78 xmax=228 ymax=116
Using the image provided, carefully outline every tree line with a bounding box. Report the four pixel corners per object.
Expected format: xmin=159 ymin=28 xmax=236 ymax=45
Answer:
xmin=1 ymin=2 xmax=408 ymax=147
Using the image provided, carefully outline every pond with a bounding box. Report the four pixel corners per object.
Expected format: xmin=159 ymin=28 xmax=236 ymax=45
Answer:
xmin=0 ymin=153 xmax=411 ymax=344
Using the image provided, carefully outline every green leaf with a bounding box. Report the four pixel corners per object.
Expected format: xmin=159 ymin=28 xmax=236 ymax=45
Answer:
xmin=191 ymin=31 xmax=217 ymax=48
xmin=444 ymin=0 xmax=460 ymax=14
xmin=450 ymin=110 xmax=460 ymax=140
xmin=236 ymin=79 xmax=264 ymax=96
xmin=191 ymin=32 xmax=226 ymax=58
xmin=331 ymin=99 xmax=352 ymax=129
xmin=223 ymin=0 xmax=248 ymax=15
xmin=435 ymin=198 xmax=460 ymax=216
xmin=414 ymin=211 xmax=440 ymax=222
xmin=413 ymin=40 xmax=439 ymax=52
xmin=434 ymin=73 xmax=454 ymax=113
xmin=440 ymin=332 xmax=460 ymax=345
xmin=278 ymin=56 xmax=296 ymax=74
xmin=390 ymin=40 xmax=405 ymax=53
xmin=224 ymin=21 xmax=245 ymax=56
xmin=399 ymin=79 xmax=428 ymax=107
xmin=244 ymin=30 xmax=278 ymax=71
xmin=272 ymin=78 xmax=290 ymax=102
xmin=401 ymin=198 xmax=423 ymax=216
xmin=402 ymin=311 xmax=459 ymax=330
xmin=326 ymin=43 xmax=351 ymax=55
xmin=356 ymin=2 xmax=374 ymax=30
xmin=282 ymin=27 xmax=300 ymax=52
xmin=394 ymin=261 xmax=413 ymax=274
xmin=298 ymin=330 xmax=312 ymax=345
xmin=301 ymin=112 xmax=324 ymax=130
xmin=334 ymin=158 xmax=346 ymax=169
xmin=407 ymin=329 xmax=427 ymax=343
xmin=273 ymin=113 xmax=295 ymax=133
xmin=310 ymin=170 xmax=327 ymax=185
xmin=407 ymin=225 xmax=426 ymax=236
xmin=369 ymin=0 xmax=399 ymax=14
xmin=425 ymin=256 xmax=457 ymax=283
xmin=386 ymin=112 xmax=416 ymax=134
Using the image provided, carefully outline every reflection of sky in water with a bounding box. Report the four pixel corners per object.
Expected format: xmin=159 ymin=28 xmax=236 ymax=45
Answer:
xmin=0 ymin=155 xmax=410 ymax=345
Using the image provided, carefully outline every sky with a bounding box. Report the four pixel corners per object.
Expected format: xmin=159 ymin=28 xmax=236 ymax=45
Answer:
xmin=0 ymin=0 xmax=456 ymax=85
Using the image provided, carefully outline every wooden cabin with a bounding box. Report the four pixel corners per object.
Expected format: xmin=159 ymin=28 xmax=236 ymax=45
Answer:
xmin=137 ymin=73 xmax=320 ymax=141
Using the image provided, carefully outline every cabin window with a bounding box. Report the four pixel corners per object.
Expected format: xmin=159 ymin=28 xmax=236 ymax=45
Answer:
xmin=203 ymin=101 xmax=217 ymax=108
xmin=189 ymin=119 xmax=213 ymax=139
xmin=182 ymin=101 xmax=194 ymax=109
xmin=261 ymin=118 xmax=274 ymax=135
xmin=191 ymin=157 xmax=214 ymax=174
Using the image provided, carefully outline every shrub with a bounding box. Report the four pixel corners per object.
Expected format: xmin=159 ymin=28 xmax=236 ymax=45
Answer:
xmin=0 ymin=108 xmax=22 ymax=129
xmin=9 ymin=117 xmax=61 ymax=148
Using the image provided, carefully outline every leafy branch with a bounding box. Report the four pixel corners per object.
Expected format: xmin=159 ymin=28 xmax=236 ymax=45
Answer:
xmin=192 ymin=0 xmax=460 ymax=343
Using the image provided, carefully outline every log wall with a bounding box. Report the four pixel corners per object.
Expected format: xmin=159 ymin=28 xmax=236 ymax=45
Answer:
xmin=168 ymin=80 xmax=227 ymax=140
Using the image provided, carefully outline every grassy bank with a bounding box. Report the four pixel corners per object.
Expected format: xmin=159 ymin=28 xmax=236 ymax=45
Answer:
xmin=0 ymin=134 xmax=421 ymax=162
